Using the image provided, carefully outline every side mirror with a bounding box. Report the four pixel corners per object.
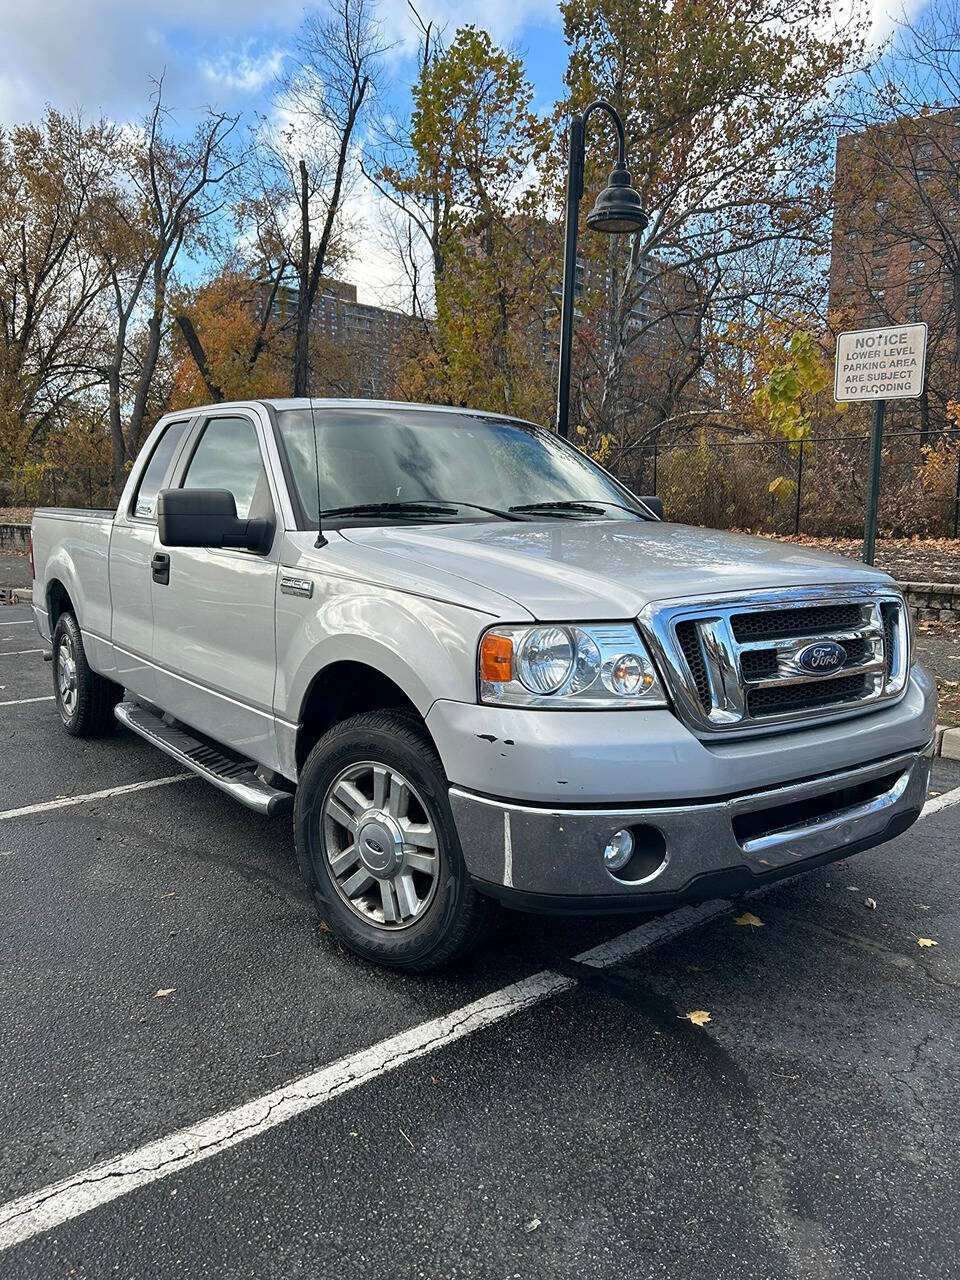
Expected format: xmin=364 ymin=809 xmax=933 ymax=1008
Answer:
xmin=638 ymin=495 xmax=664 ymax=520
xmin=157 ymin=488 xmax=273 ymax=554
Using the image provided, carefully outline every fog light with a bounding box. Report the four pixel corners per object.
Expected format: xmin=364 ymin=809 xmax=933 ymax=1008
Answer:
xmin=602 ymin=828 xmax=635 ymax=872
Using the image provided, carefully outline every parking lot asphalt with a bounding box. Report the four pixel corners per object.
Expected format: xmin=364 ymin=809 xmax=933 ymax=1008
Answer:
xmin=1 ymin=598 xmax=959 ymax=1280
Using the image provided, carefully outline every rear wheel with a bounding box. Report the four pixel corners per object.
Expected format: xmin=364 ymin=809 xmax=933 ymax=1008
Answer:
xmin=294 ymin=710 xmax=495 ymax=971
xmin=52 ymin=612 xmax=121 ymax=737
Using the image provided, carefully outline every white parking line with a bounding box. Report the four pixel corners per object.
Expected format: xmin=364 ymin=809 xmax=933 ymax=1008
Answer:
xmin=0 ymin=775 xmax=190 ymax=821
xmin=0 ymin=620 xmax=32 ymax=626
xmin=918 ymin=783 xmax=960 ymax=819
xmin=0 ymin=898 xmax=728 ymax=1253
xmin=0 ymin=780 xmax=958 ymax=1253
xmin=0 ymin=696 xmax=55 ymax=707
xmin=0 ymin=649 xmax=43 ymax=657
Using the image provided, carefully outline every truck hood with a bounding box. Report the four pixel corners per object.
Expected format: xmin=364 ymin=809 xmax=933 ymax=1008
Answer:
xmin=337 ymin=520 xmax=895 ymax=620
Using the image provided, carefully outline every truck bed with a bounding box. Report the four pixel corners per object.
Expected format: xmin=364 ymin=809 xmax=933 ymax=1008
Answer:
xmin=32 ymin=507 xmax=116 ymax=643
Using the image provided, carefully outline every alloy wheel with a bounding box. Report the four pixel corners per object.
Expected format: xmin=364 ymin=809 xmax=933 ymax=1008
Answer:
xmin=321 ymin=760 xmax=440 ymax=929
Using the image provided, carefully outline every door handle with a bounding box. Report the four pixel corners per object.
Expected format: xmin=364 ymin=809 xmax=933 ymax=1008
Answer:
xmin=151 ymin=552 xmax=170 ymax=585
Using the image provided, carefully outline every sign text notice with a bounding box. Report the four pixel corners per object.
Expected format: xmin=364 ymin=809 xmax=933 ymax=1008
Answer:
xmin=834 ymin=323 xmax=927 ymax=402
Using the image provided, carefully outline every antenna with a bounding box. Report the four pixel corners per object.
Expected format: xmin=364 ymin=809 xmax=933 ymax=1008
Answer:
xmin=310 ymin=397 xmax=327 ymax=548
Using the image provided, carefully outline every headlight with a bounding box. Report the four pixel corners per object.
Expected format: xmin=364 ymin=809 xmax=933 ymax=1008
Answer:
xmin=479 ymin=623 xmax=669 ymax=709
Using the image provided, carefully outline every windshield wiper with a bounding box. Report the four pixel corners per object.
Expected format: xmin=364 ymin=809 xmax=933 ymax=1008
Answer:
xmin=321 ymin=499 xmax=523 ymax=521
xmin=509 ymin=500 xmax=609 ymax=518
xmin=509 ymin=499 xmax=650 ymax=520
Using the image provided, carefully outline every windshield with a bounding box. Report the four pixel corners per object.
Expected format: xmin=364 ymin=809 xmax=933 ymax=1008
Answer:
xmin=275 ymin=406 xmax=649 ymax=526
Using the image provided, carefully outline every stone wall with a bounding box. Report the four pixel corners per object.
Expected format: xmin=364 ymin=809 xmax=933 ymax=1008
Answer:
xmin=901 ymin=581 xmax=960 ymax=622
xmin=0 ymin=522 xmax=30 ymax=552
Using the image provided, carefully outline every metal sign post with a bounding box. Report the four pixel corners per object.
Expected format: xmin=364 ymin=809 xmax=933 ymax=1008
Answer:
xmin=862 ymin=399 xmax=885 ymax=566
xmin=834 ymin=322 xmax=927 ymax=565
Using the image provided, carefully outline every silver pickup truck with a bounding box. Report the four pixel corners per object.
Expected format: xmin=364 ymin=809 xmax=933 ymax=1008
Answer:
xmin=31 ymin=398 xmax=936 ymax=969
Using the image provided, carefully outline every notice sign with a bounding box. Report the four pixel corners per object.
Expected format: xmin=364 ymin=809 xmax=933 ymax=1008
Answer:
xmin=834 ymin=323 xmax=927 ymax=402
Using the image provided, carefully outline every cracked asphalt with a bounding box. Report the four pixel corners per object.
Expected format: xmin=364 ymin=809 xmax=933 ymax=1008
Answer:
xmin=1 ymin=598 xmax=959 ymax=1279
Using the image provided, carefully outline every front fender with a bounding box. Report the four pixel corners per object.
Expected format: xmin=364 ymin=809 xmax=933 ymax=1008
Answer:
xmin=274 ymin=579 xmax=494 ymax=724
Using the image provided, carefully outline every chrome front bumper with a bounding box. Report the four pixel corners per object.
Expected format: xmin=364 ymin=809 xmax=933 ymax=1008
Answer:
xmin=450 ymin=743 xmax=933 ymax=909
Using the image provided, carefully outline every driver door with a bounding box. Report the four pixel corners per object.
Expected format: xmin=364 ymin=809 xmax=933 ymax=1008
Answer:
xmin=150 ymin=409 xmax=282 ymax=769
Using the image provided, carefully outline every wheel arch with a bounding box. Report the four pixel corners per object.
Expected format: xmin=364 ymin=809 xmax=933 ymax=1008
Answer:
xmin=46 ymin=577 xmax=75 ymax=630
xmin=295 ymin=660 xmax=429 ymax=772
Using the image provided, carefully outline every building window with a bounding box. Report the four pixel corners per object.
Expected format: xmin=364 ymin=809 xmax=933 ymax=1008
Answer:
xmin=873 ymin=289 xmax=886 ymax=301
xmin=910 ymin=237 xmax=924 ymax=252
xmin=906 ymin=306 xmax=922 ymax=322
xmin=907 ymin=282 xmax=921 ymax=296
xmin=872 ymin=265 xmax=886 ymax=280
xmin=909 ymin=259 xmax=925 ymax=274
xmin=875 ymin=199 xmax=888 ymax=215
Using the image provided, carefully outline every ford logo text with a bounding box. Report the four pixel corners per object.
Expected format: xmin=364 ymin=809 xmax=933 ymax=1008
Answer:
xmin=796 ymin=641 xmax=846 ymax=674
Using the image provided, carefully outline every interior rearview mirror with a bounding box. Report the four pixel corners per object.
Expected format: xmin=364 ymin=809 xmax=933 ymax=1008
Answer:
xmin=157 ymin=488 xmax=273 ymax=554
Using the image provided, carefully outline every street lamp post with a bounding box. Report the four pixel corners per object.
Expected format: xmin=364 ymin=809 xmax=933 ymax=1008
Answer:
xmin=556 ymin=100 xmax=649 ymax=439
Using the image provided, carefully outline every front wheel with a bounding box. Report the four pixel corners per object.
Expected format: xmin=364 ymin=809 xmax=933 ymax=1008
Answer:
xmin=294 ymin=710 xmax=494 ymax=972
xmin=52 ymin=612 xmax=121 ymax=737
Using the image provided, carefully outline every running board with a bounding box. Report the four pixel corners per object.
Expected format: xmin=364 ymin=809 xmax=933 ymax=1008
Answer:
xmin=115 ymin=701 xmax=294 ymax=816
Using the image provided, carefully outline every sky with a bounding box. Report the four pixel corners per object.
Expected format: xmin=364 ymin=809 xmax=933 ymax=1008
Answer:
xmin=0 ymin=0 xmax=926 ymax=304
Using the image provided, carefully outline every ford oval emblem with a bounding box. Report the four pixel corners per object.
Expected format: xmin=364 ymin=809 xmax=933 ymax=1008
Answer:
xmin=796 ymin=640 xmax=846 ymax=674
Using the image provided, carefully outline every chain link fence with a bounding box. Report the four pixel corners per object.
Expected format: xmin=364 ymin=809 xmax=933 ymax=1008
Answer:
xmin=4 ymin=431 xmax=960 ymax=542
xmin=0 ymin=466 xmax=115 ymax=514
xmin=612 ymin=430 xmax=960 ymax=539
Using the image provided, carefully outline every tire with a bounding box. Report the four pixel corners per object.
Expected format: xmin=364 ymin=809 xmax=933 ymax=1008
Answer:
xmin=52 ymin=611 xmax=121 ymax=737
xmin=294 ymin=710 xmax=495 ymax=972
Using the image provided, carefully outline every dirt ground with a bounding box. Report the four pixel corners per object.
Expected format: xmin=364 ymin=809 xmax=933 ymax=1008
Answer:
xmin=778 ymin=535 xmax=960 ymax=584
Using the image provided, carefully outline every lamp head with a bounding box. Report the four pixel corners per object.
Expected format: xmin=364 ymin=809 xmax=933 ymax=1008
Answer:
xmin=585 ymin=164 xmax=648 ymax=235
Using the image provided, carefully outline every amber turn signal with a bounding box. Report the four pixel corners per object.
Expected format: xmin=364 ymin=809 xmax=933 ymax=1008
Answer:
xmin=479 ymin=632 xmax=514 ymax=683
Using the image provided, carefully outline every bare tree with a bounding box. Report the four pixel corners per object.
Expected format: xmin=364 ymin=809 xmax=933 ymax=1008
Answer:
xmin=253 ymin=0 xmax=382 ymax=397
xmin=0 ymin=111 xmax=116 ymax=451
xmin=89 ymin=81 xmax=240 ymax=491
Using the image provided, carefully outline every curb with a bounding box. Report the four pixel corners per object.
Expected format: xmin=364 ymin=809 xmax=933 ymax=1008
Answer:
xmin=939 ymin=725 xmax=960 ymax=760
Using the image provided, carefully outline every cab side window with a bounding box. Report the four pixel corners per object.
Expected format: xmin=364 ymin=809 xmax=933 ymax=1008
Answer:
xmin=182 ymin=416 xmax=272 ymax=522
xmin=132 ymin=421 xmax=190 ymax=520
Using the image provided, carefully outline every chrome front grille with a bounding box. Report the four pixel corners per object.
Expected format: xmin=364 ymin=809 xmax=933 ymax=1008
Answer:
xmin=641 ymin=586 xmax=910 ymax=734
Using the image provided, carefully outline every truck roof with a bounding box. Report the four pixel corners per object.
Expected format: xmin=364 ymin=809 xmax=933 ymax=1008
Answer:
xmin=173 ymin=398 xmax=540 ymax=428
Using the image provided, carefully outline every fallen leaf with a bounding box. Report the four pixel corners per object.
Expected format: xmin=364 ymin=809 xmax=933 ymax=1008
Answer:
xmin=847 ymin=886 xmax=861 ymax=892
xmin=916 ymin=938 xmax=938 ymax=948
xmin=864 ymin=897 xmax=877 ymax=910
xmin=159 ymin=892 xmax=175 ymax=900
xmin=686 ymin=964 xmax=702 ymax=973
xmin=734 ymin=911 xmax=764 ymax=928
xmin=523 ymin=1219 xmax=541 ymax=1233
xmin=154 ymin=987 xmax=176 ymax=997
xmin=683 ymin=1010 xmax=711 ymax=1027
xmin=914 ymin=903 xmax=930 ymax=910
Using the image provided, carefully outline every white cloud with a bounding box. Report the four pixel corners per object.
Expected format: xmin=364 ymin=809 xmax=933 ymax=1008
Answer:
xmin=375 ymin=0 xmax=561 ymax=58
xmin=0 ymin=0 xmax=304 ymax=124
xmin=199 ymin=46 xmax=286 ymax=95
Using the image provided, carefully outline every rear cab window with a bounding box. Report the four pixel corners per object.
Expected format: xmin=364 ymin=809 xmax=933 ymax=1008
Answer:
xmin=132 ymin=421 xmax=191 ymax=520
